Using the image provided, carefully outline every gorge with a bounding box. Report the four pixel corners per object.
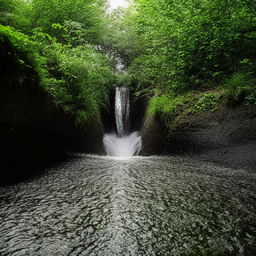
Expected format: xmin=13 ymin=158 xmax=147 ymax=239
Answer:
xmin=1 ymin=82 xmax=256 ymax=255
xmin=1 ymin=0 xmax=256 ymax=255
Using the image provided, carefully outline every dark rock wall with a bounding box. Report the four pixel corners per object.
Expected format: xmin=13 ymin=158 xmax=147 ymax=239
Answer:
xmin=139 ymin=105 xmax=256 ymax=171
xmin=140 ymin=114 xmax=166 ymax=155
xmin=0 ymin=86 xmax=104 ymax=184
xmin=101 ymin=88 xmax=116 ymax=133
xmin=130 ymin=96 xmax=147 ymax=132
xmin=2 ymin=82 xmax=255 ymax=185
xmin=165 ymin=106 xmax=256 ymax=171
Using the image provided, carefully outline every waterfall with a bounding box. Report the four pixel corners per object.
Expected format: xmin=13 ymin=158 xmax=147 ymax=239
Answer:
xmin=103 ymin=132 xmax=142 ymax=158
xmin=103 ymin=87 xmax=142 ymax=157
xmin=115 ymin=87 xmax=130 ymax=136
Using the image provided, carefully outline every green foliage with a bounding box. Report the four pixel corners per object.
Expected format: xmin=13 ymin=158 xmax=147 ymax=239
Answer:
xmin=2 ymin=0 xmax=108 ymax=45
xmin=44 ymin=44 xmax=114 ymax=124
xmin=0 ymin=25 xmax=45 ymax=88
xmin=0 ymin=0 xmax=116 ymax=125
xmin=107 ymin=0 xmax=256 ymax=128
xmin=148 ymin=92 xmax=195 ymax=128
xmin=2 ymin=0 xmax=256 ymax=127
xmin=113 ymin=73 xmax=133 ymax=88
xmin=28 ymin=0 xmax=107 ymax=45
xmin=222 ymin=73 xmax=255 ymax=105
xmin=128 ymin=0 xmax=256 ymax=95
xmin=0 ymin=0 xmax=15 ymax=25
xmin=28 ymin=28 xmax=114 ymax=124
xmin=192 ymin=93 xmax=219 ymax=113
xmin=245 ymin=92 xmax=256 ymax=105
xmin=102 ymin=7 xmax=145 ymax=67
xmin=148 ymin=91 xmax=221 ymax=128
xmin=148 ymin=94 xmax=180 ymax=117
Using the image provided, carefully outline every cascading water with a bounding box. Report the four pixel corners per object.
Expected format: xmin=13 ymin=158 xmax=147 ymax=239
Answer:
xmin=115 ymin=87 xmax=130 ymax=136
xmin=103 ymin=132 xmax=142 ymax=157
xmin=103 ymin=87 xmax=142 ymax=157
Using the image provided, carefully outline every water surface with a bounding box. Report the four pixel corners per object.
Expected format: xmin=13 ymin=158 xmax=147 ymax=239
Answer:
xmin=0 ymin=155 xmax=256 ymax=255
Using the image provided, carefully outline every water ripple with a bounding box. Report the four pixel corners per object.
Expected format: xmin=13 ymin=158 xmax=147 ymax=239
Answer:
xmin=0 ymin=156 xmax=256 ymax=255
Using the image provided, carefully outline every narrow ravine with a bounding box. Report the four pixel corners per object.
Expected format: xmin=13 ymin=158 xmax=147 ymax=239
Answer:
xmin=1 ymin=2 xmax=256 ymax=255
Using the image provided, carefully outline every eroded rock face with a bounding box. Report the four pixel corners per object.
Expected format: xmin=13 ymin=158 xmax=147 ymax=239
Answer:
xmin=78 ymin=118 xmax=105 ymax=154
xmin=164 ymin=105 xmax=256 ymax=171
xmin=139 ymin=104 xmax=256 ymax=171
xmin=0 ymin=86 xmax=105 ymax=184
xmin=140 ymin=114 xmax=166 ymax=155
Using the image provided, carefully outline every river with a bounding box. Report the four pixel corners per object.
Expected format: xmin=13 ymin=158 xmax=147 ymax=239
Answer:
xmin=0 ymin=155 xmax=255 ymax=256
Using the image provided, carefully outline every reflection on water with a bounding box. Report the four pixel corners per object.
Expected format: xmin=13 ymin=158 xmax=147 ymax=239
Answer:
xmin=0 ymin=155 xmax=256 ymax=255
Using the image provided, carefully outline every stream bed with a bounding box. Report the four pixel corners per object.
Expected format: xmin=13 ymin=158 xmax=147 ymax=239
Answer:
xmin=0 ymin=155 xmax=256 ymax=256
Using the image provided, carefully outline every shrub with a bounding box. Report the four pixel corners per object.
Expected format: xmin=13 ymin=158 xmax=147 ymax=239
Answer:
xmin=148 ymin=92 xmax=195 ymax=128
xmin=0 ymin=25 xmax=45 ymax=88
xmin=192 ymin=93 xmax=219 ymax=113
xmin=245 ymin=91 xmax=256 ymax=105
xmin=0 ymin=25 xmax=114 ymax=124
xmin=42 ymin=43 xmax=114 ymax=124
xmin=222 ymin=73 xmax=255 ymax=105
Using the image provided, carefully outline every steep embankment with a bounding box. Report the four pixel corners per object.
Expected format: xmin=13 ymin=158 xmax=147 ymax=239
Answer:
xmin=0 ymin=86 xmax=104 ymax=184
xmin=142 ymin=105 xmax=256 ymax=171
xmin=166 ymin=105 xmax=256 ymax=171
xmin=0 ymin=25 xmax=109 ymax=184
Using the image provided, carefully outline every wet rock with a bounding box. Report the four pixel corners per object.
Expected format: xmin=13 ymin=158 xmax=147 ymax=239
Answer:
xmin=140 ymin=114 xmax=166 ymax=155
xmin=0 ymin=86 xmax=104 ymax=184
xmin=164 ymin=105 xmax=256 ymax=172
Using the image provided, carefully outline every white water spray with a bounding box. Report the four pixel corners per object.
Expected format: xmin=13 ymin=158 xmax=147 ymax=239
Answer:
xmin=115 ymin=87 xmax=130 ymax=136
xmin=103 ymin=132 xmax=142 ymax=157
xmin=103 ymin=87 xmax=142 ymax=157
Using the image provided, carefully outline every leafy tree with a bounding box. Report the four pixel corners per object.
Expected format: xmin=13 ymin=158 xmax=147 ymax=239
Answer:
xmin=27 ymin=0 xmax=107 ymax=45
xmin=101 ymin=7 xmax=145 ymax=67
xmin=2 ymin=0 xmax=256 ymax=126
xmin=0 ymin=25 xmax=44 ymax=88
xmin=0 ymin=0 xmax=17 ymax=25
xmin=0 ymin=0 xmax=116 ymax=124
xmin=130 ymin=0 xmax=256 ymax=94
